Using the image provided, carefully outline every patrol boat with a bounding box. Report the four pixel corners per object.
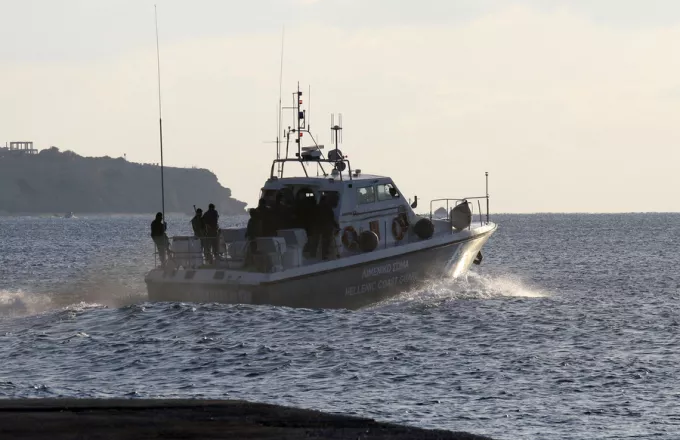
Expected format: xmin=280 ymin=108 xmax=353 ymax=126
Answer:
xmin=145 ymin=86 xmax=497 ymax=309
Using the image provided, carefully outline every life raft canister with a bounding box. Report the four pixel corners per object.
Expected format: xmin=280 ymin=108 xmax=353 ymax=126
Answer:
xmin=359 ymin=230 xmax=379 ymax=252
xmin=391 ymin=215 xmax=409 ymax=241
xmin=450 ymin=201 xmax=472 ymax=231
xmin=414 ymin=218 xmax=435 ymax=239
xmin=341 ymin=226 xmax=359 ymax=250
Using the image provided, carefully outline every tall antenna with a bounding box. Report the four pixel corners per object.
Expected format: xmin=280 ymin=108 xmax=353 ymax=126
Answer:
xmin=485 ymin=171 xmax=490 ymax=224
xmin=154 ymin=5 xmax=166 ymax=221
xmin=276 ymin=26 xmax=285 ymax=174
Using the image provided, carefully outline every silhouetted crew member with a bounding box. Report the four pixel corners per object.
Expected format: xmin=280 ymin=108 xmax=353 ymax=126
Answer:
xmin=245 ymin=208 xmax=262 ymax=265
xmin=202 ymin=203 xmax=220 ymax=263
xmin=258 ymin=199 xmax=276 ymax=237
xmin=317 ymin=196 xmax=339 ymax=260
xmin=281 ymin=188 xmax=297 ymax=228
xmin=272 ymin=191 xmax=294 ymax=232
xmin=150 ymin=212 xmax=168 ymax=266
xmin=302 ymin=196 xmax=318 ymax=257
xmin=246 ymin=208 xmax=263 ymax=241
xmin=191 ymin=208 xmax=206 ymax=237
xmin=191 ymin=208 xmax=209 ymax=262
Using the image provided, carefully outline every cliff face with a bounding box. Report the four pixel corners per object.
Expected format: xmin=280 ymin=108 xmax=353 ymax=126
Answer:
xmin=0 ymin=148 xmax=247 ymax=215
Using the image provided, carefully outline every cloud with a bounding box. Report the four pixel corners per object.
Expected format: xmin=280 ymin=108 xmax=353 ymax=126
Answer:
xmin=2 ymin=4 xmax=680 ymax=212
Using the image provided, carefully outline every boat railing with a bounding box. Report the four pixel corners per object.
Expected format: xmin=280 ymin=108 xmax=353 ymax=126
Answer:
xmin=153 ymin=235 xmax=252 ymax=270
xmin=429 ymin=196 xmax=490 ymax=228
xmin=270 ymin=157 xmax=353 ymax=181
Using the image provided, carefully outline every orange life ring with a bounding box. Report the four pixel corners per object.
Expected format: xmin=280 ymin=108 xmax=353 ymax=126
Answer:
xmin=341 ymin=226 xmax=359 ymax=249
xmin=392 ymin=215 xmax=408 ymax=241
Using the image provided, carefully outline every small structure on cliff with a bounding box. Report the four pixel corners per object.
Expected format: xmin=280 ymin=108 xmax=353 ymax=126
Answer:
xmin=1 ymin=141 xmax=39 ymax=156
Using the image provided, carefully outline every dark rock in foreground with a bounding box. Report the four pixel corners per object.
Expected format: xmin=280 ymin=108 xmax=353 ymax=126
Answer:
xmin=0 ymin=399 xmax=495 ymax=439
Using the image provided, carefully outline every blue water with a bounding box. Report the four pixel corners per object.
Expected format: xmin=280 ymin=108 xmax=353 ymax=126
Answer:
xmin=0 ymin=213 xmax=679 ymax=440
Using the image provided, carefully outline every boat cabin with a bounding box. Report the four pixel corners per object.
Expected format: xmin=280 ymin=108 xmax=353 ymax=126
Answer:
xmin=259 ymin=170 xmax=416 ymax=257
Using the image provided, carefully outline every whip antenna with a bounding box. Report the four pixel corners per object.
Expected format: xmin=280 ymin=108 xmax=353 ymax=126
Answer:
xmin=276 ymin=26 xmax=285 ymax=175
xmin=154 ymin=5 xmax=166 ymax=221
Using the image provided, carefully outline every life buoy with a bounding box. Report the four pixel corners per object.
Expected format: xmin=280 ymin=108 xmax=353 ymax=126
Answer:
xmin=391 ymin=215 xmax=408 ymax=241
xmin=341 ymin=226 xmax=359 ymax=250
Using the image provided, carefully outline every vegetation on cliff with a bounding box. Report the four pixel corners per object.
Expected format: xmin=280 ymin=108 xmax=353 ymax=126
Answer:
xmin=0 ymin=147 xmax=246 ymax=214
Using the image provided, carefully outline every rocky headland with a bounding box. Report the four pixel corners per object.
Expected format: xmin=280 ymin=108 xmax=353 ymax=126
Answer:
xmin=0 ymin=147 xmax=246 ymax=215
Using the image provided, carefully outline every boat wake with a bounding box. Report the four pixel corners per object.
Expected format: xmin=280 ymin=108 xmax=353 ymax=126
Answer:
xmin=0 ymin=289 xmax=55 ymax=317
xmin=0 ymin=285 xmax=144 ymax=319
xmin=369 ymin=271 xmax=549 ymax=311
xmin=453 ymin=271 xmax=548 ymax=299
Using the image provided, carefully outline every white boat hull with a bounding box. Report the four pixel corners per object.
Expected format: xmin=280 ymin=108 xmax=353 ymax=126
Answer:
xmin=145 ymin=224 xmax=496 ymax=309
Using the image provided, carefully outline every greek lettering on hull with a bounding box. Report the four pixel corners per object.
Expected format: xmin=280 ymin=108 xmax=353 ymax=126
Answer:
xmin=361 ymin=259 xmax=409 ymax=279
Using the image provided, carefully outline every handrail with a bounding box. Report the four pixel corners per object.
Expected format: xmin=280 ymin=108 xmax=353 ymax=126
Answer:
xmin=154 ymin=235 xmax=252 ymax=269
xmin=269 ymin=157 xmax=353 ymax=181
xmin=429 ymin=196 xmax=490 ymax=226
xmin=155 ymin=236 xmax=295 ymax=271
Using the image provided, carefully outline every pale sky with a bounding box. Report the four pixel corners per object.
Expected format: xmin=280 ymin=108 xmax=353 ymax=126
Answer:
xmin=2 ymin=0 xmax=680 ymax=213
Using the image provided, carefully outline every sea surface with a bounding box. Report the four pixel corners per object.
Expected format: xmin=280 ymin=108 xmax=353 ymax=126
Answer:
xmin=0 ymin=213 xmax=678 ymax=440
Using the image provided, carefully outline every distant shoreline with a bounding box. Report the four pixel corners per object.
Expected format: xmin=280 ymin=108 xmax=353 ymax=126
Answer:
xmin=0 ymin=211 xmax=248 ymax=217
xmin=3 ymin=211 xmax=677 ymax=217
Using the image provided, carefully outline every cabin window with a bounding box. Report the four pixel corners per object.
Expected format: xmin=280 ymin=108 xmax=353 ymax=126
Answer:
xmin=377 ymin=183 xmax=399 ymax=201
xmin=357 ymin=186 xmax=376 ymax=205
xmin=296 ymin=187 xmax=316 ymax=202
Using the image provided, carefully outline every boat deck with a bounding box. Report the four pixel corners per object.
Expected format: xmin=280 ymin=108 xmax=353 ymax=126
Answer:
xmin=152 ymin=222 xmax=495 ymax=281
xmin=164 ymin=219 xmax=469 ymax=265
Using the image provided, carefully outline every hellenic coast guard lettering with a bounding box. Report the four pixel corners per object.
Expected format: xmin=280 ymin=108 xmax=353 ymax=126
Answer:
xmin=361 ymin=260 xmax=409 ymax=279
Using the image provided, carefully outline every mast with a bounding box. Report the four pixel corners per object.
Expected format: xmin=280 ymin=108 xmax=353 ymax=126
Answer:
xmin=277 ymin=82 xmax=327 ymax=178
xmin=154 ymin=5 xmax=166 ymax=221
xmin=331 ymin=113 xmax=342 ymax=158
xmin=296 ymin=82 xmax=302 ymax=158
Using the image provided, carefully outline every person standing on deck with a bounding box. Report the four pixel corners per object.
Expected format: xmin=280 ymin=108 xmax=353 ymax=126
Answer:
xmin=302 ymin=196 xmax=319 ymax=257
xmin=191 ymin=208 xmax=208 ymax=263
xmin=272 ymin=191 xmax=294 ymax=232
xmin=202 ymin=203 xmax=220 ymax=263
xmin=317 ymin=195 xmax=339 ymax=260
xmin=151 ymin=212 xmax=168 ymax=266
xmin=245 ymin=208 xmax=262 ymax=266
xmin=258 ymin=198 xmax=276 ymax=237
